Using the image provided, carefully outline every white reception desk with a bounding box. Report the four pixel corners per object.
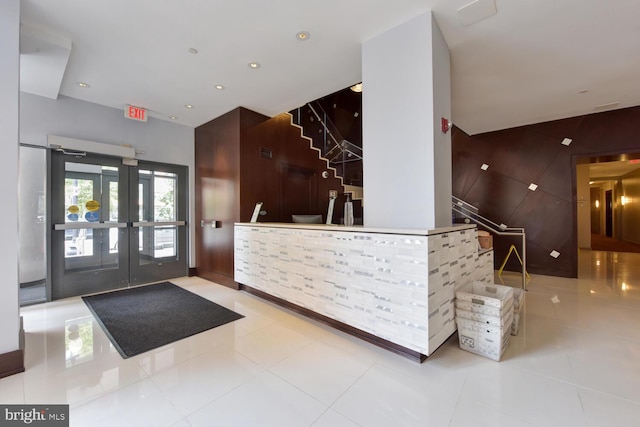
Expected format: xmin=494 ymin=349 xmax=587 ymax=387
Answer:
xmin=234 ymin=222 xmax=493 ymax=362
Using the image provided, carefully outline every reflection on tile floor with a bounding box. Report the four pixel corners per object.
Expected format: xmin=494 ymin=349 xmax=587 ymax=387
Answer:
xmin=3 ymin=249 xmax=640 ymax=426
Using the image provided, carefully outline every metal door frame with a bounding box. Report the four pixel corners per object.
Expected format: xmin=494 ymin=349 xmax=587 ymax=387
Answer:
xmin=49 ymin=152 xmax=188 ymax=299
xmin=50 ymin=152 xmax=130 ymax=299
xmin=128 ymin=160 xmax=188 ymax=285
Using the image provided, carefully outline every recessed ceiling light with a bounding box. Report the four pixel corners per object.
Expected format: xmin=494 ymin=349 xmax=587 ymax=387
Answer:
xmin=350 ymin=83 xmax=363 ymax=93
xmin=184 ymin=104 xmax=194 ymax=109
xmin=296 ymin=31 xmax=310 ymax=41
xmin=248 ymin=62 xmax=261 ymax=69
xmin=215 ymin=84 xmax=225 ymax=90
xmin=77 ymin=82 xmax=90 ymax=88
xmin=188 ymin=48 xmax=198 ymax=54
xmin=169 ymin=115 xmax=178 ymax=120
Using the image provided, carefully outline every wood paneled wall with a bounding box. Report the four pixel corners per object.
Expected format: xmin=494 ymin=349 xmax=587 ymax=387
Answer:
xmin=195 ymin=108 xmax=345 ymax=288
xmin=452 ymin=106 xmax=640 ymax=278
xmin=195 ymin=107 xmax=269 ymax=287
xmin=241 ymin=114 xmax=345 ymax=223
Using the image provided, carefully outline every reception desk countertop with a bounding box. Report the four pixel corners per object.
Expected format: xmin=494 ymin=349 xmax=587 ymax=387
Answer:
xmin=235 ymin=222 xmax=476 ymax=236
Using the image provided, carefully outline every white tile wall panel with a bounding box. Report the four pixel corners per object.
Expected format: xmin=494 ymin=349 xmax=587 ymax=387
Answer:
xmin=235 ymin=224 xmax=492 ymax=358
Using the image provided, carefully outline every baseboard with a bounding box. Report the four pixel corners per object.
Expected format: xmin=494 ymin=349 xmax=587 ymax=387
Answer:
xmin=195 ymin=270 xmax=240 ymax=290
xmin=240 ymin=284 xmax=426 ymax=363
xmin=0 ymin=349 xmax=25 ymax=379
xmin=19 ymin=316 xmax=24 ymax=350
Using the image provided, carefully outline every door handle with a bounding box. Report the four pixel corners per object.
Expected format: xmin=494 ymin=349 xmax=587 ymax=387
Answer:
xmin=200 ymin=220 xmax=220 ymax=228
xmin=53 ymin=222 xmax=127 ymax=230
xmin=132 ymin=221 xmax=186 ymax=227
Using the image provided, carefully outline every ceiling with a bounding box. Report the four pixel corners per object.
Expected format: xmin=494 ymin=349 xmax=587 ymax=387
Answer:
xmin=590 ymin=160 xmax=640 ymax=183
xmin=19 ymin=0 xmax=640 ymax=135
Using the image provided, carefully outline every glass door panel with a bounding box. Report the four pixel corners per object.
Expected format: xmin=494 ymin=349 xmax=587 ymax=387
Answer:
xmin=129 ymin=163 xmax=187 ymax=285
xmin=51 ymin=153 xmax=129 ymax=299
xmin=18 ymin=145 xmax=47 ymax=306
xmin=51 ymin=152 xmax=187 ymax=299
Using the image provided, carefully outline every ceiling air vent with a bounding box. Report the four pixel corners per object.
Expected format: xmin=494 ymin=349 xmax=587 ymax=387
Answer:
xmin=260 ymin=147 xmax=273 ymax=159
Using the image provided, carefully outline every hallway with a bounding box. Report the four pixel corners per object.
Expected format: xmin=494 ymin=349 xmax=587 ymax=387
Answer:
xmin=2 ymin=250 xmax=639 ymax=426
xmin=589 ymin=233 xmax=640 ymax=254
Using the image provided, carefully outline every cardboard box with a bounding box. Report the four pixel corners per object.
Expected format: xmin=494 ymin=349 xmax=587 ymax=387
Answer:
xmin=456 ymin=315 xmax=513 ymax=361
xmin=455 ymin=299 xmax=512 ymax=317
xmin=478 ymin=231 xmax=493 ymax=249
xmin=455 ymin=302 xmax=514 ymax=328
xmin=511 ymin=288 xmax=525 ymax=335
xmin=456 ymin=282 xmax=514 ymax=309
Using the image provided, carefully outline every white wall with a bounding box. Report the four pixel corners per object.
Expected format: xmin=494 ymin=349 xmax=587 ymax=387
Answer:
xmin=431 ymin=14 xmax=452 ymax=228
xmin=0 ymin=0 xmax=21 ymax=355
xmin=362 ymin=12 xmax=451 ymax=229
xmin=20 ymin=93 xmax=196 ymax=267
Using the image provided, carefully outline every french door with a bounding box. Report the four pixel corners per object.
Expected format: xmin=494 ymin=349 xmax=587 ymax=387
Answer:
xmin=51 ymin=152 xmax=187 ymax=299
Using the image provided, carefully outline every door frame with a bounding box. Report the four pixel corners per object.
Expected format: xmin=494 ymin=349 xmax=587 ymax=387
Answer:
xmin=128 ymin=160 xmax=189 ymax=286
xmin=49 ymin=151 xmax=189 ymax=299
xmin=49 ymin=151 xmax=130 ymax=299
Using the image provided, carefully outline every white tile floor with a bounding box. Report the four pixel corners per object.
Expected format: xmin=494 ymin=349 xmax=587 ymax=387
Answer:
xmin=4 ymin=248 xmax=640 ymax=426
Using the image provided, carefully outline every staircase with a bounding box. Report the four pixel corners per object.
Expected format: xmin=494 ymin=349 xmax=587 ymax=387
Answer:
xmin=290 ymin=101 xmax=363 ymax=195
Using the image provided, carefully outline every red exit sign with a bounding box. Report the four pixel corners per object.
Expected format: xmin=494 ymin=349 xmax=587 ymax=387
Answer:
xmin=125 ymin=105 xmax=147 ymax=122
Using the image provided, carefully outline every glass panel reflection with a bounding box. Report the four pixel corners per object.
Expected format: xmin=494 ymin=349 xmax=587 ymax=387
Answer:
xmin=65 ymin=317 xmax=94 ymax=367
xmin=154 ymin=226 xmax=177 ymax=258
xmin=138 ymin=169 xmax=179 ymax=264
xmin=64 ymin=176 xmax=95 ymax=258
xmin=64 ymin=228 xmax=119 ymax=272
xmin=154 ymin=174 xmax=176 ymax=222
xmin=63 ymin=162 xmax=120 ymax=272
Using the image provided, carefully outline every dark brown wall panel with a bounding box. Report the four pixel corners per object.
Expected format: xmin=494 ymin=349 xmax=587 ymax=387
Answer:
xmin=453 ymin=105 xmax=640 ymax=278
xmin=573 ymin=108 xmax=640 ymax=153
xmin=462 ymin=170 xmax=529 ymax=225
xmin=536 ymin=150 xmax=574 ymax=201
xmin=451 ymin=127 xmax=484 ymax=197
xmin=510 ymin=191 xmax=573 ymax=251
xmin=241 ymin=114 xmax=345 ymax=224
xmin=195 ymin=109 xmax=345 ymax=287
xmin=483 ymin=128 xmax=563 ymax=185
xmin=195 ymin=107 xmax=268 ymax=286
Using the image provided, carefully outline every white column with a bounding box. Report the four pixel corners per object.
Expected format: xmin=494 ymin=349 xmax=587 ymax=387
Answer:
xmin=362 ymin=12 xmax=451 ymax=229
xmin=0 ymin=0 xmax=21 ymax=355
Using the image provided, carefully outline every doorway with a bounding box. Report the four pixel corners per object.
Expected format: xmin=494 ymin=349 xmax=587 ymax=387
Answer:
xmin=605 ymin=190 xmax=613 ymax=237
xmin=50 ymin=151 xmax=188 ymax=299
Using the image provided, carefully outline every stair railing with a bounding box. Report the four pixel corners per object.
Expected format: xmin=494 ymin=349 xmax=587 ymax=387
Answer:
xmin=452 ymin=195 xmax=527 ymax=290
xmin=297 ymin=101 xmax=362 ymax=165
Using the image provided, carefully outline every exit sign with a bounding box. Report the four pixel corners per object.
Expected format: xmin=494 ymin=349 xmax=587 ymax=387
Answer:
xmin=125 ymin=105 xmax=147 ymax=122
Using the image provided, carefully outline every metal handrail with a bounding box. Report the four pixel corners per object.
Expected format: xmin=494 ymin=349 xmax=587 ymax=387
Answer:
xmin=325 ymin=140 xmax=363 ymax=163
xmin=306 ymin=102 xmax=362 ymax=165
xmin=452 ymin=195 xmax=527 ymax=290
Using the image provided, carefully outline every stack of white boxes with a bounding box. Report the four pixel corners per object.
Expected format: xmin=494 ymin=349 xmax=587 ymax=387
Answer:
xmin=454 ymin=282 xmax=515 ymax=361
xmin=511 ymin=288 xmax=525 ymax=335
